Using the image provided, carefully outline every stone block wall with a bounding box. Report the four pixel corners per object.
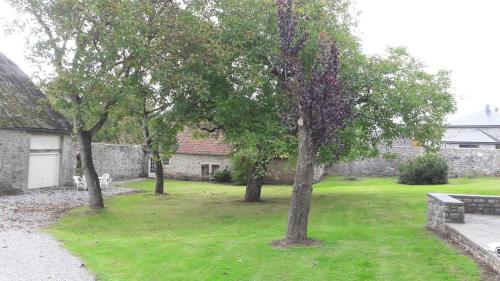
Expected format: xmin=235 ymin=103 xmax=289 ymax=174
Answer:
xmin=427 ymin=193 xmax=500 ymax=275
xmin=427 ymin=193 xmax=465 ymax=235
xmin=427 ymin=193 xmax=500 ymax=234
xmin=446 ymin=225 xmax=500 ymax=275
xmin=59 ymin=135 xmax=74 ymax=186
xmin=0 ymin=129 xmax=30 ymax=192
xmin=88 ymin=143 xmax=147 ymax=180
xmin=262 ymin=159 xmax=325 ymax=184
xmin=328 ymin=146 xmax=500 ymax=178
xmin=449 ymin=194 xmax=500 ymax=216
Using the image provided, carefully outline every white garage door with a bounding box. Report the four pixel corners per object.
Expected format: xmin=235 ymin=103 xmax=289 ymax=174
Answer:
xmin=28 ymin=135 xmax=61 ymax=189
xmin=28 ymin=153 xmax=60 ymax=189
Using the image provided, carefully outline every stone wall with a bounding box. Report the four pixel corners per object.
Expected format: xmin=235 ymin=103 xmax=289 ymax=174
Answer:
xmin=328 ymin=146 xmax=500 ymax=178
xmin=0 ymin=129 xmax=30 ymax=193
xmin=59 ymin=135 xmax=74 ymax=186
xmin=446 ymin=225 xmax=500 ymax=275
xmin=449 ymin=194 xmax=500 ymax=215
xmin=164 ymin=154 xmax=230 ymax=180
xmin=248 ymin=159 xmax=324 ymax=184
xmin=427 ymin=193 xmax=465 ymax=234
xmin=427 ymin=193 xmax=500 ymax=234
xmin=85 ymin=143 xmax=147 ymax=180
xmin=427 ymin=193 xmax=500 ymax=275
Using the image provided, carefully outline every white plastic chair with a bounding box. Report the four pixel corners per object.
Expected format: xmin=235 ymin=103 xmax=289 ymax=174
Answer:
xmin=73 ymin=176 xmax=87 ymax=190
xmin=99 ymin=174 xmax=112 ymax=190
xmin=73 ymin=176 xmax=83 ymax=190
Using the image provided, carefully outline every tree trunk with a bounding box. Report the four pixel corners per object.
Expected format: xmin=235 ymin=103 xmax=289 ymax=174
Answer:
xmin=284 ymin=120 xmax=316 ymax=244
xmin=244 ymin=166 xmax=263 ymax=202
xmin=153 ymin=149 xmax=164 ymax=194
xmin=77 ymin=131 xmax=104 ymax=209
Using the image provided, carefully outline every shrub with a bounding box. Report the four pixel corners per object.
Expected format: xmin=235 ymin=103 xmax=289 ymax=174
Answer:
xmin=213 ymin=169 xmax=232 ymax=183
xmin=398 ymin=154 xmax=448 ymax=185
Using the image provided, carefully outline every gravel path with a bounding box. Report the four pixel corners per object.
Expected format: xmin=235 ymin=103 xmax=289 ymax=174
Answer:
xmin=0 ymin=186 xmax=137 ymax=281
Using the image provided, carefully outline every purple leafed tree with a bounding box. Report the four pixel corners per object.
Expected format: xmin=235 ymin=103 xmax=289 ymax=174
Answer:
xmin=276 ymin=0 xmax=357 ymax=245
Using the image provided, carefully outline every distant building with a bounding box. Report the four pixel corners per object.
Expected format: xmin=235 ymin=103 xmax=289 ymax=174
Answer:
xmin=146 ymin=130 xmax=325 ymax=183
xmin=443 ymin=105 xmax=500 ymax=150
xmin=0 ymin=52 xmax=73 ymax=193
xmin=148 ymin=130 xmax=232 ymax=181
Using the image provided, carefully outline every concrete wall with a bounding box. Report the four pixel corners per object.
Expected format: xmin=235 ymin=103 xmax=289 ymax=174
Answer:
xmin=328 ymin=146 xmax=500 ymax=178
xmin=0 ymin=129 xmax=30 ymax=193
xmin=164 ymin=153 xmax=230 ymax=180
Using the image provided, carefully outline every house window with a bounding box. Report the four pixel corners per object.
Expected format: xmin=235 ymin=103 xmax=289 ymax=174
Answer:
xmin=201 ymin=164 xmax=210 ymax=178
xmin=163 ymin=158 xmax=170 ymax=166
xmin=149 ymin=158 xmax=156 ymax=173
xmin=459 ymin=144 xmax=479 ymax=149
xmin=496 ymin=145 xmax=500 ymax=150
xmin=211 ymin=165 xmax=220 ymax=175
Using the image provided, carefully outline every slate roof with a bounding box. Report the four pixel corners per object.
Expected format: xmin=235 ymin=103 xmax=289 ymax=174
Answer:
xmin=442 ymin=128 xmax=500 ymax=144
xmin=176 ymin=131 xmax=232 ymax=155
xmin=448 ymin=106 xmax=500 ymax=127
xmin=0 ymin=52 xmax=71 ymax=133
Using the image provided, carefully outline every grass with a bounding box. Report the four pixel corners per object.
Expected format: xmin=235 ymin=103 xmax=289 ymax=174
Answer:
xmin=47 ymin=177 xmax=500 ymax=281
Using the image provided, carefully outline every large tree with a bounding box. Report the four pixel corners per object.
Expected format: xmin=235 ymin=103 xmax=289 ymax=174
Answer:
xmin=173 ymin=0 xmax=296 ymax=202
xmin=274 ymin=0 xmax=455 ymax=245
xmin=8 ymin=0 xmax=141 ymax=208
xmin=117 ymin=1 xmax=209 ymax=194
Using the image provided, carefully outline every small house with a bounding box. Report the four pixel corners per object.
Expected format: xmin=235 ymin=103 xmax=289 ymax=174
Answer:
xmin=0 ymin=52 xmax=73 ymax=193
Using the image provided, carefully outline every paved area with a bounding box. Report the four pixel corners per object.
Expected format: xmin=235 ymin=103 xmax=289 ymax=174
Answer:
xmin=0 ymin=186 xmax=137 ymax=281
xmin=448 ymin=214 xmax=500 ymax=252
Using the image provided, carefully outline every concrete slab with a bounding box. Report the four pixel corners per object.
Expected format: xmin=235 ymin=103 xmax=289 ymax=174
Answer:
xmin=447 ymin=214 xmax=500 ymax=251
xmin=447 ymin=214 xmax=500 ymax=275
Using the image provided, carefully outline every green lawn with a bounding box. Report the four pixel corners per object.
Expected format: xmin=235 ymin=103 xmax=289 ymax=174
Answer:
xmin=47 ymin=177 xmax=500 ymax=281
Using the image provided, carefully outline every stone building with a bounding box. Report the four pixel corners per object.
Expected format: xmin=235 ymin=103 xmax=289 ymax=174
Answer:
xmin=0 ymin=52 xmax=73 ymax=193
xmin=147 ymin=130 xmax=325 ymax=183
xmin=443 ymin=105 xmax=500 ymax=149
xmin=149 ymin=131 xmax=232 ymax=180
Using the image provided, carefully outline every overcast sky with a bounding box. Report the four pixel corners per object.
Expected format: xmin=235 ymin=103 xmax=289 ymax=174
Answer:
xmin=1 ymin=0 xmax=500 ymax=119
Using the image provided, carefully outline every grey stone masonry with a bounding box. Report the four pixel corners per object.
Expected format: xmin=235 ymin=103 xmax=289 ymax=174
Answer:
xmin=427 ymin=193 xmax=500 ymax=234
xmin=427 ymin=193 xmax=465 ymax=234
xmin=328 ymin=146 xmax=500 ymax=178
xmin=88 ymin=143 xmax=147 ymax=180
xmin=0 ymin=129 xmax=30 ymax=192
xmin=427 ymin=193 xmax=500 ymax=275
xmin=449 ymin=194 xmax=500 ymax=216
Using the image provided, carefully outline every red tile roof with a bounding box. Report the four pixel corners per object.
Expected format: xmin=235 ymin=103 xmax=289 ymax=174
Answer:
xmin=176 ymin=131 xmax=232 ymax=156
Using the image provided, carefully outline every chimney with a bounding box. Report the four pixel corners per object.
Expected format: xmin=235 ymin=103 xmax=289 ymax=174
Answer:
xmin=486 ymin=104 xmax=491 ymax=114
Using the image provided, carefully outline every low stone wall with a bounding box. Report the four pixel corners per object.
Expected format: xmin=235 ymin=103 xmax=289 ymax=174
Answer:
xmin=90 ymin=143 xmax=147 ymax=180
xmin=427 ymin=193 xmax=500 ymax=275
xmin=449 ymin=194 xmax=500 ymax=216
xmin=427 ymin=193 xmax=500 ymax=234
xmin=446 ymin=224 xmax=500 ymax=275
xmin=73 ymin=143 xmax=147 ymax=180
xmin=328 ymin=146 xmax=500 ymax=178
xmin=427 ymin=193 xmax=465 ymax=234
xmin=263 ymin=159 xmax=325 ymax=184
